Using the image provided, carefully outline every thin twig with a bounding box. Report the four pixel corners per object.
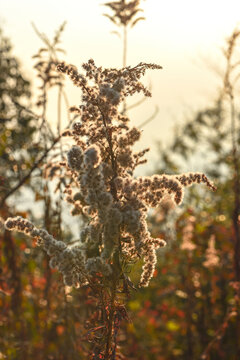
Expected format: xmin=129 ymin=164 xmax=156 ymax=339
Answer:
xmin=138 ymin=105 xmax=159 ymax=129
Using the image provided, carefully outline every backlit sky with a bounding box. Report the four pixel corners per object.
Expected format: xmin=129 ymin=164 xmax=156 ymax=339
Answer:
xmin=1 ymin=0 xmax=240 ymax=171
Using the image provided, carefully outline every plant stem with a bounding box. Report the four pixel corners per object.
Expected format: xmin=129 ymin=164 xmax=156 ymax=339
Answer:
xmin=122 ymin=24 xmax=127 ymax=115
xmin=104 ymin=249 xmax=120 ymax=359
xmin=123 ymin=24 xmax=127 ymax=68
xmin=104 ymin=279 xmax=117 ymax=359
xmin=230 ymin=96 xmax=240 ymax=283
xmin=229 ymin=95 xmax=240 ymax=358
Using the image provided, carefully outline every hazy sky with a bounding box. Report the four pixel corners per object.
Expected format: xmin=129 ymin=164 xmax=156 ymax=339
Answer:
xmin=1 ymin=0 xmax=240 ymax=171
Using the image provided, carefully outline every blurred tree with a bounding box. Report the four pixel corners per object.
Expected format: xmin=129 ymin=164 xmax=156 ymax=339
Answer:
xmin=121 ymin=27 xmax=240 ymax=360
xmin=0 ymin=27 xmax=37 ymax=203
xmin=0 ymin=26 xmax=85 ymax=360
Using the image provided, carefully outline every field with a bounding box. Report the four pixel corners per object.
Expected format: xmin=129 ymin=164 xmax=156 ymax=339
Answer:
xmin=0 ymin=1 xmax=240 ymax=359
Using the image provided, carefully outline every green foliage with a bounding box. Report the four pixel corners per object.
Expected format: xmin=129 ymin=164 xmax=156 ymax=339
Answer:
xmin=122 ymin=204 xmax=238 ymax=359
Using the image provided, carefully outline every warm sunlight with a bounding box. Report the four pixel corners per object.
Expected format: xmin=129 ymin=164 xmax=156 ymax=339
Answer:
xmin=1 ymin=0 xmax=240 ymax=170
xmin=1 ymin=0 xmax=239 ymax=175
xmin=142 ymin=0 xmax=240 ymax=44
xmin=1 ymin=1 xmax=240 ymax=359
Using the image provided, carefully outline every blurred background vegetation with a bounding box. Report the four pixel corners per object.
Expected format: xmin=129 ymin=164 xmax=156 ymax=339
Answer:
xmin=0 ymin=1 xmax=240 ymax=359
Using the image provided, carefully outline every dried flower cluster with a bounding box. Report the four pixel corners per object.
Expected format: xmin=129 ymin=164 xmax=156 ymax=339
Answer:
xmin=180 ymin=216 xmax=196 ymax=252
xmin=203 ymin=235 xmax=219 ymax=268
xmin=103 ymin=0 xmax=145 ymax=28
xmin=32 ymin=22 xmax=66 ymax=107
xmin=4 ymin=59 xmax=216 ymax=287
xmin=4 ymin=216 xmax=87 ymax=287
